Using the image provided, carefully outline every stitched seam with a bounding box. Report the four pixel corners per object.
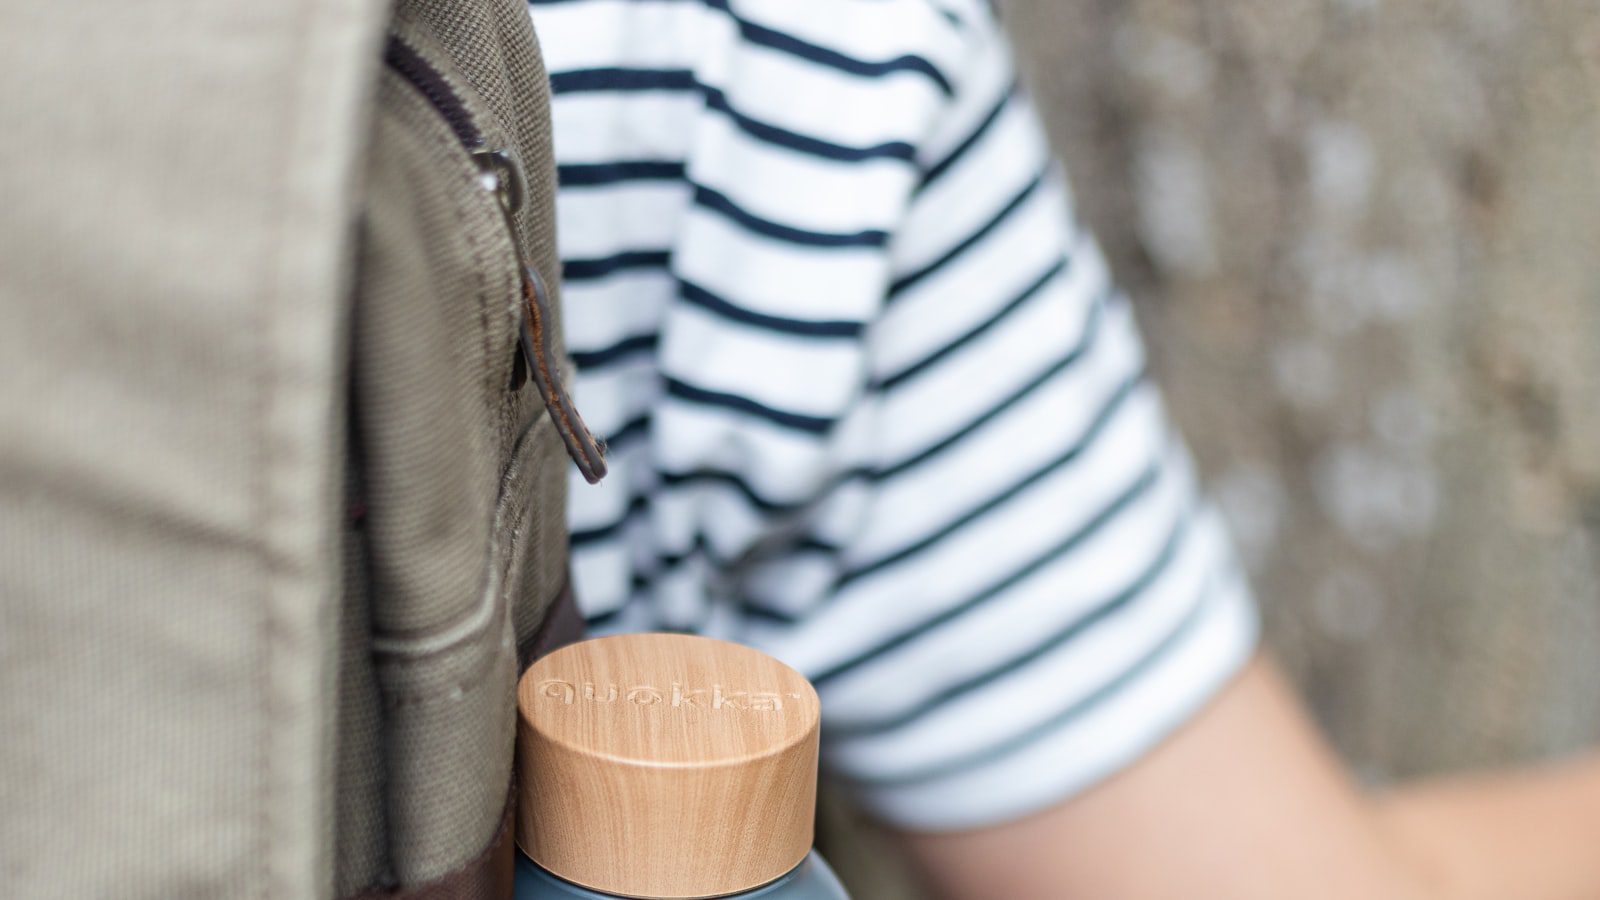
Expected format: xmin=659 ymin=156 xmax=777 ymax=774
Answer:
xmin=401 ymin=83 xmax=513 ymax=642
xmin=259 ymin=2 xmax=316 ymax=894
xmin=402 ymin=80 xmax=505 ymax=409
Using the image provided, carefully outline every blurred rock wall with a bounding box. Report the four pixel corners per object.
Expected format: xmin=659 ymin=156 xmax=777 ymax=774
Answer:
xmin=825 ymin=1 xmax=1600 ymax=895
xmin=1007 ymin=0 xmax=1600 ymax=777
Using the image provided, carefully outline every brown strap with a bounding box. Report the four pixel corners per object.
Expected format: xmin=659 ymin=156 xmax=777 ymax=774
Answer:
xmin=351 ymin=582 xmax=585 ymax=900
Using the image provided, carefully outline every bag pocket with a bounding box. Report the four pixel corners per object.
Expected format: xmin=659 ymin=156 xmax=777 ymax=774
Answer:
xmin=494 ymin=413 xmax=570 ymax=666
xmin=341 ymin=18 xmax=556 ymax=889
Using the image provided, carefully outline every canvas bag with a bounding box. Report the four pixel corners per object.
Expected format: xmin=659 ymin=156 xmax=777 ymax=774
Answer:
xmin=0 ymin=0 xmax=599 ymax=896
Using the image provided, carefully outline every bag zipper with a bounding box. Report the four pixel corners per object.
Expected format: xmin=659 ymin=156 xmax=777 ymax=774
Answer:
xmin=384 ymin=34 xmax=607 ymax=484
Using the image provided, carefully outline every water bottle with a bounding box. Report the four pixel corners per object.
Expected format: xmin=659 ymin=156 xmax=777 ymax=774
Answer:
xmin=513 ymin=633 xmax=849 ymax=899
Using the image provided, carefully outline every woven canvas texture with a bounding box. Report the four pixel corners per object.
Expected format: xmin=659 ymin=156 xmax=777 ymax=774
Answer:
xmin=393 ymin=0 xmax=571 ymax=664
xmin=337 ymin=1 xmax=573 ymax=892
xmin=0 ymin=1 xmax=387 ymax=896
xmin=0 ymin=0 xmax=571 ymax=896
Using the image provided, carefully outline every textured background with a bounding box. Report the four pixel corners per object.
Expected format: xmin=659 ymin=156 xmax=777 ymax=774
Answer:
xmin=823 ymin=2 xmax=1600 ymax=894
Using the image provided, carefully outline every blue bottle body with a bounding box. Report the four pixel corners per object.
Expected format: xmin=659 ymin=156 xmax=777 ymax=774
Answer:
xmin=514 ymin=849 xmax=848 ymax=899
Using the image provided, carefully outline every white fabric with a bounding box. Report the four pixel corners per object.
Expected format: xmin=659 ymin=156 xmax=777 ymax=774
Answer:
xmin=532 ymin=0 xmax=1259 ymax=830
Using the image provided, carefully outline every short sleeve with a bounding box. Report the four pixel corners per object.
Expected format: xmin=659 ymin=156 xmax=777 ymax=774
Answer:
xmin=543 ymin=0 xmax=1260 ymax=831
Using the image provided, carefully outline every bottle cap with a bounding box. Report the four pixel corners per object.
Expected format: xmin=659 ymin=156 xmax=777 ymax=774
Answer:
xmin=516 ymin=633 xmax=821 ymax=898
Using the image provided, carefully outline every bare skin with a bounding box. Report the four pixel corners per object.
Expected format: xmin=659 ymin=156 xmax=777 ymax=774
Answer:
xmin=899 ymin=656 xmax=1600 ymax=900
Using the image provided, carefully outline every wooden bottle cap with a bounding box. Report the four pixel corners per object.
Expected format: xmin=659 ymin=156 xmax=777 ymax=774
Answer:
xmin=515 ymin=633 xmax=821 ymax=898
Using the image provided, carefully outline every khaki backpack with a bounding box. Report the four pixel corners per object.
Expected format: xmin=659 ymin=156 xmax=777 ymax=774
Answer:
xmin=0 ymin=1 xmax=601 ymax=896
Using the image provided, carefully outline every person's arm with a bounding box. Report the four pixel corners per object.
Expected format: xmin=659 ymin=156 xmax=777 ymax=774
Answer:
xmin=897 ymin=655 xmax=1600 ymax=900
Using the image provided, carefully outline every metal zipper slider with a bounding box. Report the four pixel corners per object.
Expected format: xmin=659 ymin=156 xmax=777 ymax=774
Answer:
xmin=476 ymin=148 xmax=525 ymax=214
xmin=475 ymin=148 xmax=608 ymax=484
xmin=476 ymin=149 xmax=534 ymax=392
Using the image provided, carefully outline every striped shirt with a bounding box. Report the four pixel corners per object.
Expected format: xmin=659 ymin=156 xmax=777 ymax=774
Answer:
xmin=531 ymin=0 xmax=1258 ymax=830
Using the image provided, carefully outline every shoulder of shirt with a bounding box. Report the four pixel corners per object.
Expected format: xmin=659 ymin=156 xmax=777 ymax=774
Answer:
xmin=722 ymin=0 xmax=1005 ymax=96
xmin=810 ymin=0 xmax=1002 ymax=66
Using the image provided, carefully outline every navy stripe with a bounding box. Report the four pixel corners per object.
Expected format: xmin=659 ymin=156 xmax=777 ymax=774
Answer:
xmin=572 ymin=464 xmax=758 ymax=566
xmin=739 ymin=371 xmax=1134 ymax=628
xmin=713 ymin=4 xmax=955 ymax=95
xmin=890 ymin=169 xmax=1047 ymax=298
xmin=589 ymin=292 xmax=1109 ymax=528
xmin=581 ymin=568 xmax=659 ymax=630
xmin=666 ymin=377 xmax=838 ymax=433
xmin=707 ymin=84 xmax=921 ymax=160
xmin=586 ymin=371 xmax=1139 ymax=617
xmin=535 ymin=0 xmax=955 ymax=94
xmin=811 ymin=458 xmax=1169 ymax=686
xmin=550 ymin=67 xmax=698 ymax=93
xmin=577 ymin=295 xmax=1110 ymax=564
xmin=588 ymin=566 xmax=688 ymax=630
xmin=657 ymin=465 xmax=815 ymax=515
xmin=679 ymin=278 xmax=864 ymax=337
xmin=845 ymin=563 xmax=1221 ymax=786
xmin=741 ymin=599 xmax=804 ymax=625
xmin=793 ymin=535 xmax=841 ymax=557
xmin=921 ymin=82 xmax=1016 ymax=185
xmin=730 ymin=534 xmax=845 ymax=625
xmin=583 ymin=605 xmax=626 ymax=629
xmin=548 ymin=68 xmax=918 ymax=164
xmin=929 ymin=0 xmax=966 ymax=29
xmin=654 ymin=535 xmax=718 ymax=571
xmin=559 ymin=160 xmax=687 ymax=186
xmin=605 ymin=411 xmax=653 ymax=451
xmin=629 ymin=461 xmax=825 ymax=533
xmin=829 ymin=507 xmax=1192 ymax=737
xmin=578 ymin=567 xmax=659 ymax=632
xmin=569 ymin=331 xmax=659 ymax=368
xmin=736 ymin=540 xmax=845 ymax=623
xmin=563 ymin=249 xmax=672 ymax=281
xmin=580 ymin=540 xmax=725 ymax=631
xmin=571 ymin=494 xmax=650 ymax=546
xmin=840 ymin=370 xmax=1145 ymax=589
xmin=873 ymin=292 xmax=1107 ymax=483
xmin=641 ymin=539 xmax=737 ymax=631
xmin=692 ymin=183 xmax=888 ymax=247
xmin=876 ymin=254 xmax=1068 ymax=392
xmin=574 ymin=468 xmax=810 ymax=563
xmin=701 ymin=85 xmax=917 ymax=162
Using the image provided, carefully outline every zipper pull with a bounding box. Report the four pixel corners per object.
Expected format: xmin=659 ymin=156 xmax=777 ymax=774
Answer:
xmin=480 ymin=150 xmax=532 ymax=391
xmin=475 ymin=148 xmax=608 ymax=484
xmin=520 ymin=264 xmax=608 ymax=484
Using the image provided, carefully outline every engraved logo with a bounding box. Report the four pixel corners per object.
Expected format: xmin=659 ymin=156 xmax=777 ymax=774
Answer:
xmin=538 ymin=679 xmax=801 ymax=712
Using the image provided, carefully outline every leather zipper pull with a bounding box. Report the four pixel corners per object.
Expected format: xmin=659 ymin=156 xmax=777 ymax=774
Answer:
xmin=520 ymin=264 xmax=608 ymax=484
xmin=388 ymin=36 xmax=606 ymax=482
xmin=476 ymin=148 xmax=608 ymax=484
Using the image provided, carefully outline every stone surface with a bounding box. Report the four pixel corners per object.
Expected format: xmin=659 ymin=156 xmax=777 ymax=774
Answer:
xmin=822 ymin=3 xmax=1600 ymax=895
xmin=1007 ymin=0 xmax=1600 ymax=777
